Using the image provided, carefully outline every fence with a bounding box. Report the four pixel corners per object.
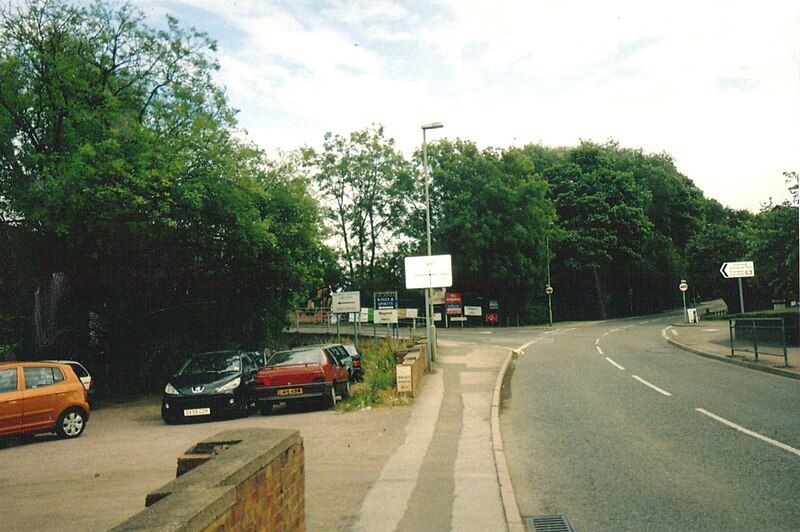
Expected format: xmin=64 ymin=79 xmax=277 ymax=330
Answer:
xmin=728 ymin=317 xmax=789 ymax=367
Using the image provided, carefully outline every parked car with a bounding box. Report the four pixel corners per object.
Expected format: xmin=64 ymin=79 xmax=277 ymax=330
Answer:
xmin=0 ymin=361 xmax=90 ymax=439
xmin=161 ymin=350 xmax=258 ymax=424
xmin=322 ymin=344 xmax=354 ymax=381
xmin=46 ymin=360 xmax=94 ymax=404
xmin=254 ymin=345 xmax=350 ymax=414
xmin=252 ymin=348 xmax=274 ymax=368
xmin=342 ymin=343 xmax=364 ymax=381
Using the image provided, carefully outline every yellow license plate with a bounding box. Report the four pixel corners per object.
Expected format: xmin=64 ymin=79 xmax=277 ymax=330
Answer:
xmin=277 ymin=387 xmax=303 ymax=396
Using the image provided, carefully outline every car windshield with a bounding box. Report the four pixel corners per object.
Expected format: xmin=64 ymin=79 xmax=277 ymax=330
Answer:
xmin=178 ymin=352 xmax=240 ymax=375
xmin=266 ymin=348 xmax=323 ymax=366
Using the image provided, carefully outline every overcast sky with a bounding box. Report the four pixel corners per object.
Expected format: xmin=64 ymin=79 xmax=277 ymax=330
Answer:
xmin=138 ymin=0 xmax=800 ymax=212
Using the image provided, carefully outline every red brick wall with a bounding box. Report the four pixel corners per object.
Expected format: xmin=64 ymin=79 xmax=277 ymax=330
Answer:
xmin=205 ymin=442 xmax=304 ymax=531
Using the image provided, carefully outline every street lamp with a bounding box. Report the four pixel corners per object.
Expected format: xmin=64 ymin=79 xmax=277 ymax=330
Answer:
xmin=545 ymin=223 xmax=553 ymax=326
xmin=422 ymin=122 xmax=443 ymax=362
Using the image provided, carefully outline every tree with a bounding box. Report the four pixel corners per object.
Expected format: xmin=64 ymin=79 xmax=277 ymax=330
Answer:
xmin=305 ymin=124 xmax=409 ymax=294
xmin=0 ymin=1 xmax=324 ymax=386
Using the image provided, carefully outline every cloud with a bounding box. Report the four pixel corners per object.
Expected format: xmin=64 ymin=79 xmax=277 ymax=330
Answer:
xmin=152 ymin=0 xmax=799 ymax=210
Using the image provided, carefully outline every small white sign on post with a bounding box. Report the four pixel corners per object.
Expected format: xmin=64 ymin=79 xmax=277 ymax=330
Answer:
xmin=464 ymin=306 xmax=482 ymax=316
xmin=405 ymin=308 xmax=418 ymax=318
xmin=404 ymin=255 xmax=453 ymax=289
xmin=431 ymin=288 xmax=446 ymax=305
xmin=375 ymin=309 xmax=398 ymax=324
xmin=331 ymin=291 xmax=361 ymax=313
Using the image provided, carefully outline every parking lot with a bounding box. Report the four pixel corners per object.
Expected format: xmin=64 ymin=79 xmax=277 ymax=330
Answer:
xmin=0 ymin=396 xmax=411 ymax=531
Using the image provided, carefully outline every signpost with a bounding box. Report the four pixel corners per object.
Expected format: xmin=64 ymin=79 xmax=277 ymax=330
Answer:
xmin=545 ymin=285 xmax=554 ymax=326
xmin=405 ymin=254 xmax=453 ymax=363
xmin=331 ymin=291 xmax=360 ymax=342
xmin=720 ymin=261 xmax=755 ymax=313
xmin=679 ymin=279 xmax=688 ymax=323
xmin=464 ymin=305 xmax=482 ymax=316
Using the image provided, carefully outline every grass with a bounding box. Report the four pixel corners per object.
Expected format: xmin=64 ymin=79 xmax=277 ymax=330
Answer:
xmin=336 ymin=337 xmax=414 ymax=412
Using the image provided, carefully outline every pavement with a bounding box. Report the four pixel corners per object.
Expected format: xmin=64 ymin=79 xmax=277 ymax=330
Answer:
xmin=666 ymin=320 xmax=800 ymax=380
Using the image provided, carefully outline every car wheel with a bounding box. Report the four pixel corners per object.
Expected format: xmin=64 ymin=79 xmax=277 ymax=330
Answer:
xmin=259 ymin=402 xmax=273 ymax=416
xmin=56 ymin=408 xmax=86 ymax=438
xmin=324 ymin=384 xmax=338 ymax=409
xmin=341 ymin=379 xmax=351 ymax=400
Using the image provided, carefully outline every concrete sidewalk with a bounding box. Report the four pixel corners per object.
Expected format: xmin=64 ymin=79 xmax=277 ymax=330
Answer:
xmin=666 ymin=321 xmax=800 ymax=380
xmin=353 ymin=340 xmax=514 ymax=531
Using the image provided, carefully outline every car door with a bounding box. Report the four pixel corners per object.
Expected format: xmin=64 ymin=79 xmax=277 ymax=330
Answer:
xmin=0 ymin=367 xmax=23 ymax=436
xmin=21 ymin=366 xmax=66 ymax=431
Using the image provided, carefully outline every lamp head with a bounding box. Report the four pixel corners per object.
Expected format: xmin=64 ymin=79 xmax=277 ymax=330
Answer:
xmin=421 ymin=122 xmax=444 ymax=130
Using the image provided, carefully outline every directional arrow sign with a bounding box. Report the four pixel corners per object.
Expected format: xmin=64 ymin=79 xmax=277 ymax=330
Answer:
xmin=720 ymin=261 xmax=755 ymax=279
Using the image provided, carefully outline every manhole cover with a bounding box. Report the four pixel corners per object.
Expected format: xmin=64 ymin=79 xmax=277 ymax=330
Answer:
xmin=524 ymin=515 xmax=574 ymax=532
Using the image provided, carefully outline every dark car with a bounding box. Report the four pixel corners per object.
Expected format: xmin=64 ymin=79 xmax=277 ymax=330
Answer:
xmin=254 ymin=345 xmax=350 ymax=414
xmin=161 ymin=350 xmax=258 ymax=424
xmin=342 ymin=343 xmax=364 ymax=381
xmin=322 ymin=344 xmax=354 ymax=381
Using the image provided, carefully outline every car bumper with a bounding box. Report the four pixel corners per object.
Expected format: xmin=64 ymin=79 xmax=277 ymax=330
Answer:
xmin=255 ymin=383 xmax=329 ymax=404
xmin=161 ymin=393 xmax=245 ymax=421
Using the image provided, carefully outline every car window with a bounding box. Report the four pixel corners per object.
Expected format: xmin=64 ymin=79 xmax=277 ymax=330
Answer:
xmin=325 ymin=351 xmax=339 ymax=366
xmin=0 ymin=368 xmax=18 ymax=393
xmin=242 ymin=353 xmax=256 ymax=373
xmin=267 ymin=348 xmax=324 ymax=366
xmin=178 ymin=352 xmax=241 ymax=375
xmin=68 ymin=363 xmax=89 ymax=378
xmin=23 ymin=366 xmax=64 ymax=389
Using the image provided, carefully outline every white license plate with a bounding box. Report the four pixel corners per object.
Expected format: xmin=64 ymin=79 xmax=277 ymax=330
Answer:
xmin=184 ymin=407 xmax=211 ymax=416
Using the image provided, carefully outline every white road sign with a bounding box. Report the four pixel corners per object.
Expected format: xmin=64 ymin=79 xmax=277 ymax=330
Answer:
xmin=464 ymin=306 xmax=482 ymax=316
xmin=404 ymin=254 xmax=453 ymax=289
xmin=720 ymin=261 xmax=755 ymax=279
xmin=331 ymin=291 xmax=361 ymax=313
xmin=375 ymin=309 xmax=398 ymax=324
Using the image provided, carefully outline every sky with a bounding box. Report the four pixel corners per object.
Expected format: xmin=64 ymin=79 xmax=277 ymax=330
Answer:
xmin=135 ymin=0 xmax=800 ymax=212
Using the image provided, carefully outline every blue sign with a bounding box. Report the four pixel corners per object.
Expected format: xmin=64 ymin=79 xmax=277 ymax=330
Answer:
xmin=374 ymin=291 xmax=398 ymax=310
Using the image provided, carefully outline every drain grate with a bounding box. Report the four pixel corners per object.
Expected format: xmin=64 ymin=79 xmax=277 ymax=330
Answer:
xmin=524 ymin=515 xmax=575 ymax=532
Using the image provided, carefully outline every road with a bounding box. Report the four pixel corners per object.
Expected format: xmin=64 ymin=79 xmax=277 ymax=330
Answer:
xmin=494 ymin=315 xmax=800 ymax=530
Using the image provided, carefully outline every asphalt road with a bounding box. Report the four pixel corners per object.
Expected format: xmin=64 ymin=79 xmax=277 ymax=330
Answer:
xmin=496 ymin=316 xmax=800 ymax=530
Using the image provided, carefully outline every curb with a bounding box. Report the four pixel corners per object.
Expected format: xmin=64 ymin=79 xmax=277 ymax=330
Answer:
xmin=667 ymin=338 xmax=800 ymax=381
xmin=491 ymin=348 xmax=525 ymax=532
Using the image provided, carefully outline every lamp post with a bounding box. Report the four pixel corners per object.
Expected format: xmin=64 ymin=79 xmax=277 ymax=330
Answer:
xmin=545 ymin=224 xmax=553 ymax=326
xmin=422 ymin=121 xmax=443 ymax=362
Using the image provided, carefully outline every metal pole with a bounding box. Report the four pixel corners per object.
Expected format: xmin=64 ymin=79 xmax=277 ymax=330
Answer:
xmin=336 ymin=313 xmax=341 ymax=343
xmin=782 ymin=318 xmax=788 ymax=367
xmin=738 ymin=278 xmax=745 ymax=313
xmin=423 ymin=127 xmax=436 ymax=363
xmin=682 ymin=291 xmax=688 ymax=323
xmin=547 ymin=293 xmax=553 ymax=327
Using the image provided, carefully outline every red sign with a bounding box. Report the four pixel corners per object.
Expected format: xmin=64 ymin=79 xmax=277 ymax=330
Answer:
xmin=485 ymin=312 xmax=499 ymax=323
xmin=445 ymin=292 xmax=462 ymax=315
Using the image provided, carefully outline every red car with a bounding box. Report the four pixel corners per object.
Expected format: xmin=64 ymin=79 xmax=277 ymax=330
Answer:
xmin=255 ymin=346 xmax=350 ymax=414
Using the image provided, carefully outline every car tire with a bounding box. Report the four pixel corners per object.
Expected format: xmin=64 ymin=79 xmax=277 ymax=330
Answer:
xmin=341 ymin=379 xmax=351 ymax=400
xmin=259 ymin=402 xmax=273 ymax=416
xmin=56 ymin=408 xmax=86 ymax=439
xmin=324 ymin=384 xmax=338 ymax=409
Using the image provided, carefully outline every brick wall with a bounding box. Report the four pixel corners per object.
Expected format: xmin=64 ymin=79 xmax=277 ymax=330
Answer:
xmin=113 ymin=429 xmax=304 ymax=532
xmin=396 ymin=342 xmax=428 ymax=397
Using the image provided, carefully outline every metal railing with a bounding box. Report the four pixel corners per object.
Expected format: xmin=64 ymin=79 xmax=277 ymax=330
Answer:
xmin=728 ymin=317 xmax=789 ymax=367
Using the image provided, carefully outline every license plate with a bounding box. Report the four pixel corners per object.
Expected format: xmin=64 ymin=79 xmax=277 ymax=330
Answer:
xmin=277 ymin=387 xmax=303 ymax=396
xmin=184 ymin=407 xmax=211 ymax=416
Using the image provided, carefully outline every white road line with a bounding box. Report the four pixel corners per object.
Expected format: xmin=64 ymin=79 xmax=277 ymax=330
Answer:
xmin=671 ymin=329 xmax=678 ymax=336
xmin=595 ymin=345 xmax=604 ymax=355
xmin=631 ymin=375 xmax=672 ymax=397
xmin=660 ymin=326 xmax=672 ymax=340
xmin=609 ymin=328 xmax=620 ymax=334
xmin=605 ymin=357 xmax=625 ymax=371
xmin=695 ymin=408 xmax=800 ymax=458
xmin=594 ymin=339 xmax=600 ymax=345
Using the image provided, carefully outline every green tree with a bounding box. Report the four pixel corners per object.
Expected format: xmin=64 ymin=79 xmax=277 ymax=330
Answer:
xmin=0 ymin=1 xmax=324 ymax=386
xmin=305 ymin=124 xmax=409 ymax=294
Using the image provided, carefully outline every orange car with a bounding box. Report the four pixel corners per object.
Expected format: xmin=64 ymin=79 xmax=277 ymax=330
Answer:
xmin=0 ymin=361 xmax=91 ymax=439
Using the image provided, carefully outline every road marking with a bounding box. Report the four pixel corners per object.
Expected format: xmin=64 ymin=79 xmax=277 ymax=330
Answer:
xmin=594 ymin=339 xmax=600 ymax=345
xmin=595 ymin=345 xmax=604 ymax=355
xmin=609 ymin=328 xmax=620 ymax=334
xmin=671 ymin=329 xmax=677 ymax=336
xmin=660 ymin=326 xmax=670 ymax=339
xmin=605 ymin=357 xmax=625 ymax=371
xmin=631 ymin=375 xmax=672 ymax=397
xmin=480 ymin=331 xmax=492 ymax=334
xmin=695 ymin=408 xmax=800 ymax=458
